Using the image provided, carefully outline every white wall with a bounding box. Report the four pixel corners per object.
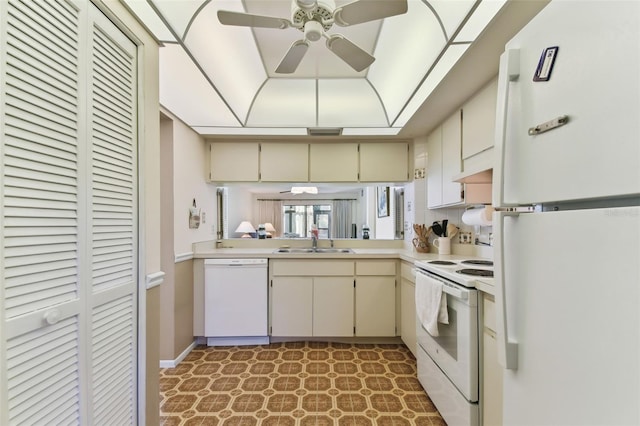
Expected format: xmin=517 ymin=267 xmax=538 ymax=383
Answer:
xmin=165 ymin=110 xmax=217 ymax=254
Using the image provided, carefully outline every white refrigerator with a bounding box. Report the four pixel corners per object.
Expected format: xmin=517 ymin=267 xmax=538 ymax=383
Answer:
xmin=492 ymin=1 xmax=640 ymax=425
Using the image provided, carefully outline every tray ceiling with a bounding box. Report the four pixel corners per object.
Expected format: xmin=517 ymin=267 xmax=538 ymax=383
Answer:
xmin=124 ymin=0 xmax=510 ymax=136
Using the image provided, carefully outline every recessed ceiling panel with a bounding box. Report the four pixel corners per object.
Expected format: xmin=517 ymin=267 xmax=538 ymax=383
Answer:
xmin=429 ymin=0 xmax=476 ymax=39
xmin=151 ymin=0 xmax=209 ymax=39
xmin=159 ymin=44 xmax=240 ymax=127
xmin=318 ymin=79 xmax=387 ymax=127
xmin=185 ymin=2 xmax=267 ymax=122
xmin=454 ymin=0 xmax=507 ymax=42
xmin=368 ymin=1 xmax=444 ymax=123
xmin=247 ymin=79 xmax=316 ymax=127
xmin=394 ymin=43 xmax=470 ymax=127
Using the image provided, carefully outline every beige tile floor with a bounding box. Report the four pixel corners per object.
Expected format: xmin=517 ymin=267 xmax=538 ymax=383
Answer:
xmin=160 ymin=342 xmax=445 ymax=425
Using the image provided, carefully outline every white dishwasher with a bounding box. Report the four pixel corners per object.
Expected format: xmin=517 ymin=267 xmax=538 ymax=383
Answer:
xmin=204 ymin=258 xmax=269 ymax=346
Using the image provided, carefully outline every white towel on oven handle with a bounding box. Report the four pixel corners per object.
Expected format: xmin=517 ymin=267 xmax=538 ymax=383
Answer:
xmin=415 ymin=272 xmax=449 ymax=337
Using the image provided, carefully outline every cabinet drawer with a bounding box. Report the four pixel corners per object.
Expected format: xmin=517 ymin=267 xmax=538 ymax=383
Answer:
xmin=400 ymin=262 xmax=415 ymax=282
xmin=483 ymin=294 xmax=496 ymax=331
xmin=356 ymin=260 xmax=396 ymax=276
xmin=271 ymin=260 xmax=354 ymax=276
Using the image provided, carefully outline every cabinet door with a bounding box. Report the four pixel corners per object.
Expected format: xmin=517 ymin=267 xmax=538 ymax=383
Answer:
xmin=260 ymin=143 xmax=309 ymax=181
xmin=462 ymin=78 xmax=498 ymax=159
xmin=426 ymin=127 xmax=443 ymax=208
xmin=313 ymin=277 xmax=354 ymax=336
xmin=359 ymin=142 xmax=409 ymax=182
xmin=400 ymin=279 xmax=417 ymax=357
xmin=309 ymin=143 xmax=359 ymax=182
xmin=441 ymin=110 xmax=463 ymax=205
xmin=209 ymin=142 xmax=259 ymax=182
xmin=483 ymin=329 xmax=504 ymax=426
xmin=271 ymin=277 xmax=313 ymax=336
xmin=482 ymin=294 xmax=503 ymax=426
xmin=355 ymin=277 xmax=396 ymax=336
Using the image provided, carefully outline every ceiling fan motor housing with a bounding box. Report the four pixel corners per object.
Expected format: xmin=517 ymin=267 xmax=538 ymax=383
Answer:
xmin=292 ymin=0 xmax=335 ymax=32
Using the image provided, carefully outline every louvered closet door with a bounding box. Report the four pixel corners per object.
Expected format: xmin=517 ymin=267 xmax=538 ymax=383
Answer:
xmin=88 ymin=5 xmax=138 ymax=425
xmin=0 ymin=1 xmax=138 ymax=424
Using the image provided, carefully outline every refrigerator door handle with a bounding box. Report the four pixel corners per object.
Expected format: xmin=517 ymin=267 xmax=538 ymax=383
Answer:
xmin=493 ymin=48 xmax=520 ymax=208
xmin=494 ymin=210 xmax=519 ymax=370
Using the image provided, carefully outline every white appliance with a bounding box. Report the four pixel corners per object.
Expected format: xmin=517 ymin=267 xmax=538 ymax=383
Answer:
xmin=493 ymin=2 xmax=640 ymax=424
xmin=414 ymin=259 xmax=493 ymax=426
xmin=204 ymin=258 xmax=269 ymax=346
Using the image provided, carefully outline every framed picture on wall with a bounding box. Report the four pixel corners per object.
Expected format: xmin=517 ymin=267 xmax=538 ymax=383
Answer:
xmin=377 ymin=186 xmax=389 ymax=218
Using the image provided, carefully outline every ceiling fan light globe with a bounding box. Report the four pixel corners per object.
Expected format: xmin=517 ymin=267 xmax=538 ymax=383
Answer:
xmin=304 ymin=20 xmax=323 ymax=41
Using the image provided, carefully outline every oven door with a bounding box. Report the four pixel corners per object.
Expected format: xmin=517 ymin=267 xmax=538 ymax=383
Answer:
xmin=415 ymin=269 xmax=479 ymax=402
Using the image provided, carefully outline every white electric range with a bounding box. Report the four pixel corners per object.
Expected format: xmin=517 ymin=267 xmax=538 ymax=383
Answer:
xmin=414 ymin=258 xmax=493 ymax=288
xmin=413 ymin=257 xmax=494 ymax=426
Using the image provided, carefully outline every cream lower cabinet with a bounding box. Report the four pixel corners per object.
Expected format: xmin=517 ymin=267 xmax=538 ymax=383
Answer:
xmin=271 ymin=277 xmax=314 ymax=336
xmin=482 ymin=293 xmax=503 ymax=426
xmin=354 ymin=260 xmax=397 ymax=337
xmin=400 ymin=262 xmax=417 ymax=356
xmin=270 ymin=260 xmax=354 ymax=337
xmin=313 ymin=277 xmax=354 ymax=336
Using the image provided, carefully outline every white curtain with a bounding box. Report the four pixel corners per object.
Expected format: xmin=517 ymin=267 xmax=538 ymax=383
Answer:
xmin=257 ymin=200 xmax=284 ymax=237
xmin=332 ymin=200 xmax=353 ymax=238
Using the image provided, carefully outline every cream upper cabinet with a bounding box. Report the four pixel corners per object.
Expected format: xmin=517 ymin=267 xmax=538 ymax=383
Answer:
xmin=426 ymin=127 xmax=443 ymax=209
xmin=427 ymin=110 xmax=463 ymax=208
xmin=260 ymin=142 xmax=309 ymax=182
xmin=359 ymin=142 xmax=410 ymax=182
xmin=309 ymin=143 xmax=359 ymax=182
xmin=209 ymin=142 xmax=260 ymax=182
xmin=441 ymin=110 xmax=463 ymax=205
xmin=462 ymin=78 xmax=498 ymax=159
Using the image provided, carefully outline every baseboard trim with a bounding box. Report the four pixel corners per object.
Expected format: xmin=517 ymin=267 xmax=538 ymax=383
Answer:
xmin=160 ymin=340 xmax=197 ymax=368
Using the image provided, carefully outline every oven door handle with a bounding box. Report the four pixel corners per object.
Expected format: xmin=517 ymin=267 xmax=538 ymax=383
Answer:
xmin=442 ymin=283 xmax=466 ymax=300
xmin=415 ymin=269 xmax=468 ymax=300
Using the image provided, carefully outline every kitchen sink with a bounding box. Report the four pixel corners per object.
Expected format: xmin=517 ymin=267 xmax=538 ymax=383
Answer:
xmin=273 ymin=248 xmax=354 ymax=254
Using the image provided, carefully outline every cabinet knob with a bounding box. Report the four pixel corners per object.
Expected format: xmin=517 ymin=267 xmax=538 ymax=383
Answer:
xmin=43 ymin=309 xmax=61 ymax=325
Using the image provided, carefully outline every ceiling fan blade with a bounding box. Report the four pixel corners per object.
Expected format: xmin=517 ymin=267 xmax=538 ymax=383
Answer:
xmin=217 ymin=10 xmax=291 ymax=29
xmin=275 ymin=40 xmax=310 ymax=74
xmin=326 ymin=35 xmax=374 ymax=72
xmin=333 ymin=0 xmax=408 ymax=26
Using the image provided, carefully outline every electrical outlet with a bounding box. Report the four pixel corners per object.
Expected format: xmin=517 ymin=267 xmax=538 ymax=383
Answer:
xmin=459 ymin=232 xmax=472 ymax=244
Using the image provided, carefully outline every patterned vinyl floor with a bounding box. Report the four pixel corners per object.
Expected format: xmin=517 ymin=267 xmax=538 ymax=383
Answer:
xmin=159 ymin=342 xmax=445 ymax=425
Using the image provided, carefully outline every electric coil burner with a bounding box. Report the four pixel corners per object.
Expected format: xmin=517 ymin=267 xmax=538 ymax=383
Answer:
xmin=461 ymin=259 xmax=494 ymax=267
xmin=428 ymin=260 xmax=457 ymax=266
xmin=455 ymin=268 xmax=494 ymax=278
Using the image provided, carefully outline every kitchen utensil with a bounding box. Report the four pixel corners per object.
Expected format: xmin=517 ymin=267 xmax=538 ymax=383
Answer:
xmin=442 ymin=219 xmax=448 ymax=237
xmin=431 ymin=221 xmax=443 ymax=237
xmin=447 ymin=223 xmax=459 ymax=239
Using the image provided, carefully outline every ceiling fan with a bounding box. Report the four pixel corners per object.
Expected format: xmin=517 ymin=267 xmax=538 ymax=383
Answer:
xmin=217 ymin=0 xmax=408 ymax=74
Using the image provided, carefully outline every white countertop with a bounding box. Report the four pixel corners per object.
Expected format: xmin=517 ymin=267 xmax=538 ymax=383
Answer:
xmin=192 ymin=244 xmax=495 ymax=294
